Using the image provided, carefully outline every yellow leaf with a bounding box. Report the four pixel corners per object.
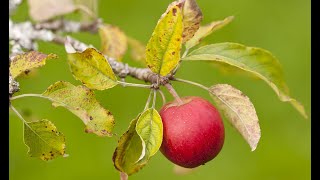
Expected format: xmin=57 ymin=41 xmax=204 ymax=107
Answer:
xmin=145 ymin=3 xmax=183 ymax=76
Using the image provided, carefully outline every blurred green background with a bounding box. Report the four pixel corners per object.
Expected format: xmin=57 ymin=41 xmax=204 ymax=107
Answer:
xmin=9 ymin=0 xmax=310 ymax=179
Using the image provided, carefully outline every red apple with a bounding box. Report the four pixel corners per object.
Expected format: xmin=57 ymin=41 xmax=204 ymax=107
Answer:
xmin=159 ymin=96 xmax=224 ymax=168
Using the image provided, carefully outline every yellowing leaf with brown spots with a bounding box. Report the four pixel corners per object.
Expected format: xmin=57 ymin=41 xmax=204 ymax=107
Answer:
xmin=145 ymin=3 xmax=183 ymax=76
xmin=43 ymin=81 xmax=115 ymax=136
xmin=182 ymin=0 xmax=203 ymax=43
xmin=24 ymin=119 xmax=66 ymax=161
xmin=113 ymin=115 xmax=148 ymax=175
xmin=185 ymin=16 xmax=234 ymax=49
xmin=67 ymin=48 xmax=118 ymax=90
xmin=99 ymin=24 xmax=128 ymax=60
xmin=10 ymin=51 xmax=58 ymax=79
xmin=209 ymin=84 xmax=260 ymax=151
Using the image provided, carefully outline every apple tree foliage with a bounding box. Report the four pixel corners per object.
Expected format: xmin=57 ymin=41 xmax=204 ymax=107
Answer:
xmin=9 ymin=0 xmax=307 ymax=178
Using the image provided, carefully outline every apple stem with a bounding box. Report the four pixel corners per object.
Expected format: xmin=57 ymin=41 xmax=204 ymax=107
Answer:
xmin=164 ymin=83 xmax=184 ymax=105
xmin=172 ymin=78 xmax=209 ymax=91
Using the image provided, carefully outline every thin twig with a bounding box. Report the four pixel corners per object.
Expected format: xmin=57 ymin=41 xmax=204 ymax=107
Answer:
xmin=117 ymin=81 xmax=152 ymax=89
xmin=173 ymin=78 xmax=209 ymax=91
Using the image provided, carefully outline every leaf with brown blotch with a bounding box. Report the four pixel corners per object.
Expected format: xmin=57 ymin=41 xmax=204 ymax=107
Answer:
xmin=10 ymin=51 xmax=58 ymax=79
xmin=182 ymin=0 xmax=203 ymax=43
xmin=209 ymin=84 xmax=261 ymax=151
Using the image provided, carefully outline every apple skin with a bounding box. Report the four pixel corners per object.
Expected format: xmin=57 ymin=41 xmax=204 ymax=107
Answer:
xmin=159 ymin=96 xmax=224 ymax=168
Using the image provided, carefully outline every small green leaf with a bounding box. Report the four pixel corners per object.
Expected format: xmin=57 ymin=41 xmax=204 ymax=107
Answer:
xmin=185 ymin=16 xmax=234 ymax=49
xmin=24 ymin=119 xmax=66 ymax=161
xmin=43 ymin=81 xmax=115 ymax=136
xmin=67 ymin=48 xmax=118 ymax=90
xmin=136 ymin=108 xmax=163 ymax=160
xmin=183 ymin=42 xmax=307 ymax=118
xmin=209 ymin=84 xmax=260 ymax=151
xmin=127 ymin=37 xmax=146 ymax=64
xmin=182 ymin=0 xmax=203 ymax=43
xmin=10 ymin=51 xmax=58 ymax=79
xmin=99 ymin=24 xmax=128 ymax=60
xmin=113 ymin=116 xmax=148 ymax=175
xmin=145 ymin=3 xmax=183 ymax=76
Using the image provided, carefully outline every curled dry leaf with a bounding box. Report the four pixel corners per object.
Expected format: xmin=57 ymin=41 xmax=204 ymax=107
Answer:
xmin=113 ymin=116 xmax=148 ymax=175
xmin=209 ymin=84 xmax=260 ymax=151
xmin=43 ymin=81 xmax=115 ymax=136
xmin=182 ymin=0 xmax=203 ymax=43
xmin=24 ymin=119 xmax=66 ymax=161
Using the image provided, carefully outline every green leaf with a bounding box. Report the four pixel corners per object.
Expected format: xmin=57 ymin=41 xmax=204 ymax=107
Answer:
xmin=24 ymin=119 xmax=66 ymax=161
xmin=209 ymin=84 xmax=260 ymax=151
xmin=183 ymin=42 xmax=307 ymax=118
xmin=113 ymin=116 xmax=148 ymax=175
xmin=10 ymin=51 xmax=58 ymax=79
xmin=99 ymin=24 xmax=128 ymax=61
xmin=67 ymin=48 xmax=118 ymax=90
xmin=145 ymin=2 xmax=183 ymax=76
xmin=182 ymin=0 xmax=203 ymax=43
xmin=136 ymin=108 xmax=163 ymax=161
xmin=43 ymin=81 xmax=115 ymax=136
xmin=185 ymin=16 xmax=234 ymax=49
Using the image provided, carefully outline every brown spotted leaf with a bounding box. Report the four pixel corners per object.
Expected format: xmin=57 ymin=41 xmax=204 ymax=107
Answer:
xmin=185 ymin=16 xmax=234 ymax=49
xmin=67 ymin=48 xmax=118 ymax=90
xmin=113 ymin=115 xmax=148 ymax=175
xmin=145 ymin=2 xmax=183 ymax=76
xmin=43 ymin=81 xmax=115 ymax=136
xmin=10 ymin=51 xmax=58 ymax=79
xmin=99 ymin=24 xmax=128 ymax=61
xmin=209 ymin=84 xmax=260 ymax=151
xmin=24 ymin=119 xmax=66 ymax=161
xmin=182 ymin=0 xmax=203 ymax=43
